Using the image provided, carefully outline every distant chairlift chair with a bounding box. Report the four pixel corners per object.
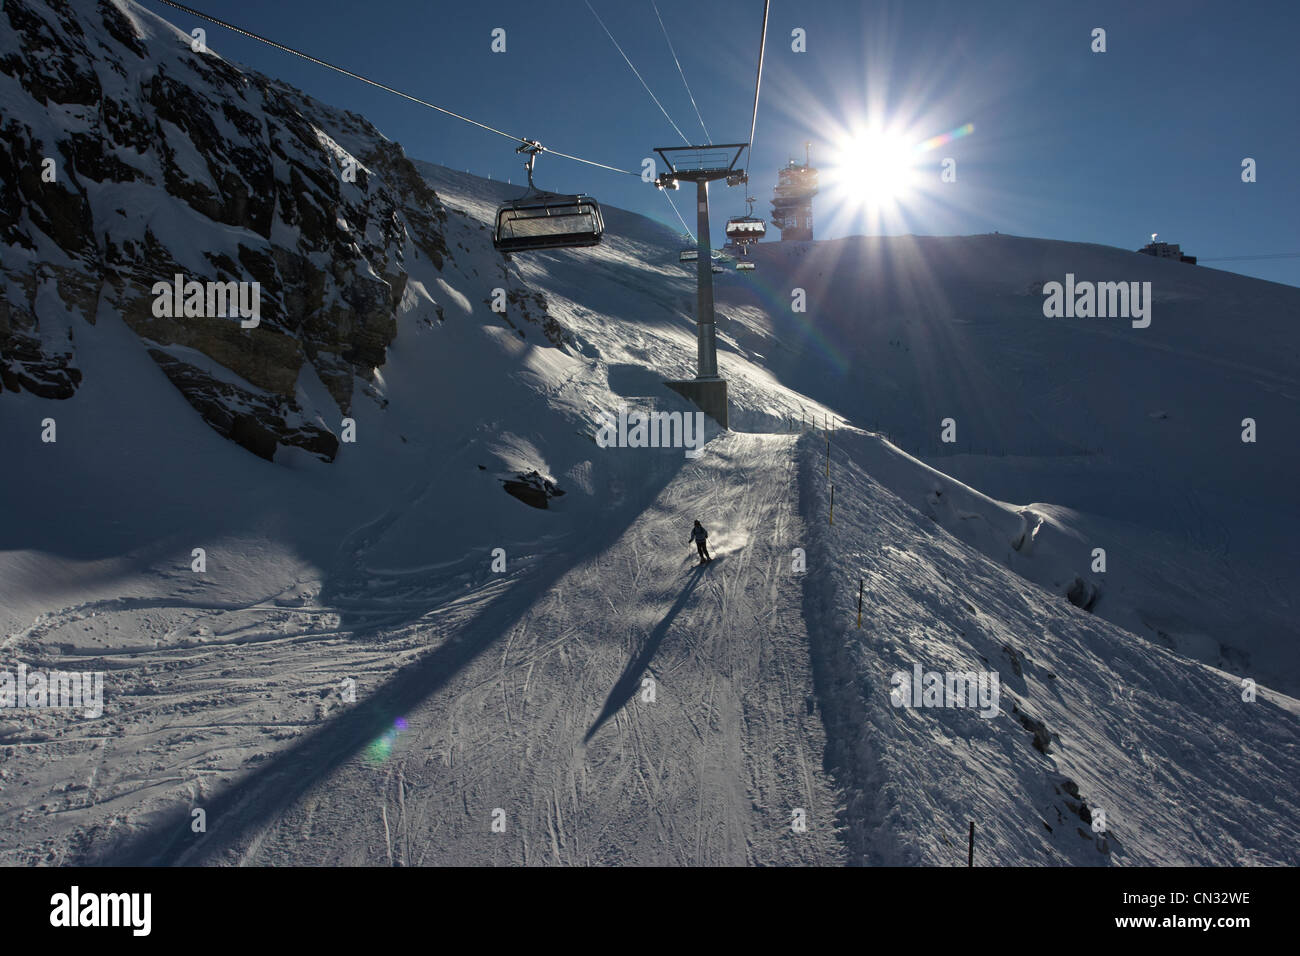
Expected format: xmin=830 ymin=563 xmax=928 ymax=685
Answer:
xmin=724 ymin=216 xmax=766 ymax=242
xmin=493 ymin=141 xmax=605 ymax=253
xmin=725 ymin=200 xmax=766 ymax=272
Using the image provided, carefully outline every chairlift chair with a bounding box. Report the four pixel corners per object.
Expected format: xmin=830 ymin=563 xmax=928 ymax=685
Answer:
xmin=680 ymin=248 xmax=699 ymax=262
xmin=493 ymin=141 xmax=604 ymax=253
xmin=725 ymin=196 xmax=767 ymax=243
xmin=737 ymin=260 xmax=756 ymax=271
xmin=725 ymin=217 xmax=767 ymax=241
xmin=725 ymin=196 xmax=767 ymax=249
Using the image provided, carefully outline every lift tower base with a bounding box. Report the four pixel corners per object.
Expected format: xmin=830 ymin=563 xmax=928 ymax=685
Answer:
xmin=664 ymin=378 xmax=728 ymax=429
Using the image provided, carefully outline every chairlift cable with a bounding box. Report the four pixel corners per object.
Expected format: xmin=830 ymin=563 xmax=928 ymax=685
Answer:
xmin=149 ymin=0 xmax=637 ymax=175
xmin=743 ymin=0 xmax=770 ymax=184
xmin=651 ymin=0 xmax=710 ymax=143
xmin=584 ymin=0 xmax=692 ymax=146
xmin=660 ymin=188 xmax=695 ymax=243
xmin=544 ymin=147 xmax=637 ymax=176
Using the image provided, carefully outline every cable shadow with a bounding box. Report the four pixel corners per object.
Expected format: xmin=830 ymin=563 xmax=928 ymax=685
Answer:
xmin=583 ymin=565 xmax=707 ymax=744
xmin=91 ymin=478 xmax=684 ymax=866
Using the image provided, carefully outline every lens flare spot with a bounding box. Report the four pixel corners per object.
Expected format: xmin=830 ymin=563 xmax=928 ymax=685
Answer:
xmin=364 ymin=717 xmax=409 ymax=766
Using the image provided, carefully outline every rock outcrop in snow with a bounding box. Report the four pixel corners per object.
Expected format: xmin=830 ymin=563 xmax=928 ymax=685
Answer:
xmin=1 ymin=0 xmax=454 ymax=460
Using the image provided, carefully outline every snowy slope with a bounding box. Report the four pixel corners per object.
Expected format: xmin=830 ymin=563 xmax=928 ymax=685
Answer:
xmin=104 ymin=433 xmax=842 ymax=866
xmin=708 ymin=236 xmax=1300 ymax=694
xmin=1 ymin=0 xmax=1296 ymax=867
xmin=19 ymin=425 xmax=1292 ymax=867
xmin=799 ymin=429 xmax=1296 ymax=865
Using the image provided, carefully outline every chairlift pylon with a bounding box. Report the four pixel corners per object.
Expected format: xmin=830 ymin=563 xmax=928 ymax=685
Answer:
xmin=493 ymin=141 xmax=605 ymax=253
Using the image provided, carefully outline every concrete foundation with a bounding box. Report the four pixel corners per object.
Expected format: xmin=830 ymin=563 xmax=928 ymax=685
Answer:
xmin=664 ymin=378 xmax=728 ymax=429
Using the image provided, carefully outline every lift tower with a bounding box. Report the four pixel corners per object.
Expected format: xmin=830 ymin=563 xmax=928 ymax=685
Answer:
xmin=654 ymin=143 xmax=748 ymax=428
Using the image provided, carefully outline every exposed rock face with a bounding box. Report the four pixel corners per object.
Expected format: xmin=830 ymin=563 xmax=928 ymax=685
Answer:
xmin=502 ymin=470 xmax=566 ymax=510
xmin=0 ymin=0 xmax=452 ymax=461
xmin=1066 ymin=575 xmax=1100 ymax=612
xmin=482 ymin=281 xmax=571 ymax=349
xmin=0 ymin=268 xmax=93 ymax=398
xmin=146 ymin=347 xmax=339 ymax=461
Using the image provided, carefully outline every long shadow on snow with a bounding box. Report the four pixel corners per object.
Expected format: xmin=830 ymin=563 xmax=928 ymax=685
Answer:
xmin=93 ymin=465 xmax=687 ymax=866
xmin=583 ymin=562 xmax=712 ymax=743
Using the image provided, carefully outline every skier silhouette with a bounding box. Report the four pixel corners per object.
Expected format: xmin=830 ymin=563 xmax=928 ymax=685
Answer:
xmin=689 ymin=519 xmax=711 ymax=565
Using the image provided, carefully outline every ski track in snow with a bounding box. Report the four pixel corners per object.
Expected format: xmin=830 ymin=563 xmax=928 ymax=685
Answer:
xmin=797 ymin=432 xmax=1298 ymax=866
xmin=156 ymin=433 xmax=841 ymax=866
xmin=8 ymin=428 xmax=1292 ymax=867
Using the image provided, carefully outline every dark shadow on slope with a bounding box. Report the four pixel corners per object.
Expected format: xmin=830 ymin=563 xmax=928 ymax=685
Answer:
xmin=583 ymin=566 xmax=707 ymax=744
xmin=675 ymin=553 xmax=725 ymax=576
xmin=791 ymin=434 xmax=875 ymax=866
xmin=90 ymin=469 xmax=685 ymax=866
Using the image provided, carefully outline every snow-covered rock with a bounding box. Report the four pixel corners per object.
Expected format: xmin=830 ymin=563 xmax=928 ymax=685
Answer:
xmin=1 ymin=0 xmax=453 ymax=459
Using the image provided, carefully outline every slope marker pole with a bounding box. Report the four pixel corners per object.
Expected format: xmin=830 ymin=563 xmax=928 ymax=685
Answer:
xmin=856 ymin=578 xmax=863 ymax=628
xmin=968 ymin=821 xmax=975 ymax=866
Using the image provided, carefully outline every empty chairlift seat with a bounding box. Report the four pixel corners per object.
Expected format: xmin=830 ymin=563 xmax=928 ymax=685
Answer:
xmin=679 ymin=248 xmax=699 ymax=262
xmin=736 ymin=260 xmax=756 ymax=271
xmin=494 ymin=193 xmax=605 ymax=253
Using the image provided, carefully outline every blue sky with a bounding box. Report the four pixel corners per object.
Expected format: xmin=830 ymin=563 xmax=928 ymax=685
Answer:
xmin=141 ymin=0 xmax=1299 ymax=286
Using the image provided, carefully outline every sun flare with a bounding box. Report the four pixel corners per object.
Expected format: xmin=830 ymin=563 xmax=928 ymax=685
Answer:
xmin=829 ymin=128 xmax=920 ymax=211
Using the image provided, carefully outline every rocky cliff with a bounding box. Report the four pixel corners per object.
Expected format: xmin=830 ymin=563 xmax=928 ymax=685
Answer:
xmin=1 ymin=0 xmax=458 ymax=461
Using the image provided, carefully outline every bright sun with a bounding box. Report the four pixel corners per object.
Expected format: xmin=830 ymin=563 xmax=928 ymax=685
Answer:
xmin=830 ymin=129 xmax=919 ymax=210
